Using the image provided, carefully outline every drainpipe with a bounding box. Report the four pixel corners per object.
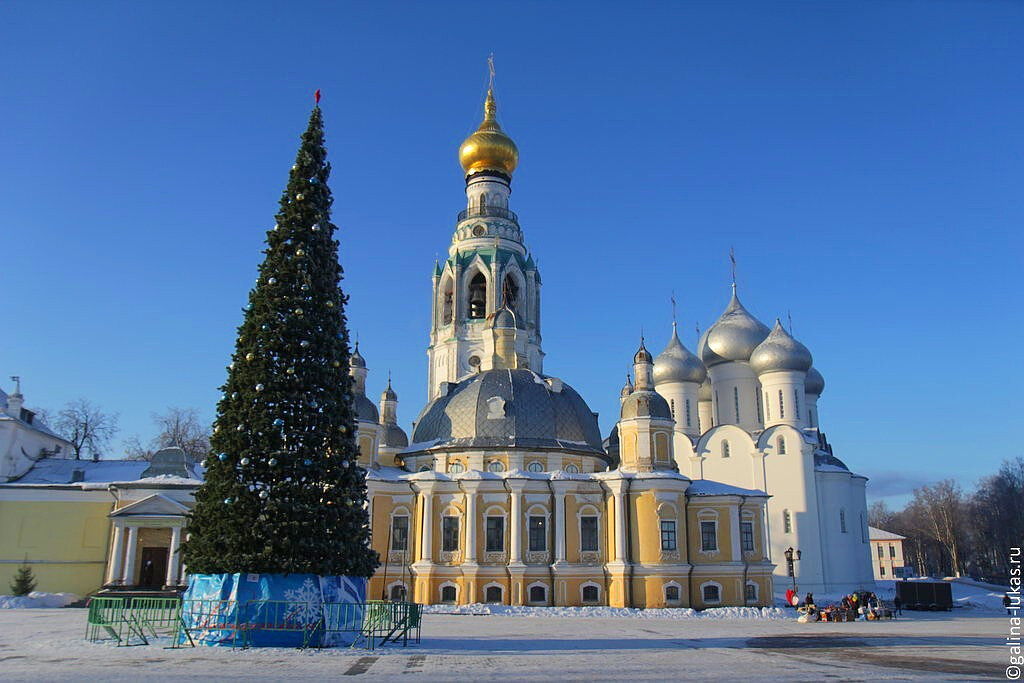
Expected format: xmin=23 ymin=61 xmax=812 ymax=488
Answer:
xmin=739 ymin=495 xmax=750 ymax=606
xmin=684 ymin=487 xmax=694 ymax=609
xmin=545 ymin=477 xmax=556 ymax=606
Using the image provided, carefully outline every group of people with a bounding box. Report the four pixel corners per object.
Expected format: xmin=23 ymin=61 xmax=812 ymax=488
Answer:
xmin=797 ymin=590 xmax=897 ymax=622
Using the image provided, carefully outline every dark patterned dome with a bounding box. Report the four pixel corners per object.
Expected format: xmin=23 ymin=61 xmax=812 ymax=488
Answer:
xmin=407 ymin=369 xmax=605 ymax=457
xmin=354 ymin=394 xmax=379 ymax=423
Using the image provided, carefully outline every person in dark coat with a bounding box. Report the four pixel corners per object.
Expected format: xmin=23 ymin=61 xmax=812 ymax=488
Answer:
xmin=804 ymin=592 xmax=815 ymax=607
xmin=893 ymin=595 xmax=902 ymax=616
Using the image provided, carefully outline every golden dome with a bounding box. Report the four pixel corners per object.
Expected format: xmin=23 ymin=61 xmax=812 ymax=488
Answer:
xmin=458 ymin=89 xmax=519 ymax=177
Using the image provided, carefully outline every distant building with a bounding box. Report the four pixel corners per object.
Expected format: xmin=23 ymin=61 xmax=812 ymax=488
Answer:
xmin=0 ymin=379 xmax=73 ymax=483
xmin=868 ymin=526 xmax=908 ymax=579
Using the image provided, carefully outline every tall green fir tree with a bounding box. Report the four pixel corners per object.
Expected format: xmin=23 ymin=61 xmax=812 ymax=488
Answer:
xmin=181 ymin=103 xmax=379 ymax=578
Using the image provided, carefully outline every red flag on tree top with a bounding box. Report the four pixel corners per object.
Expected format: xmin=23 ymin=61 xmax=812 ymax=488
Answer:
xmin=314 ymin=89 xmax=321 ymax=104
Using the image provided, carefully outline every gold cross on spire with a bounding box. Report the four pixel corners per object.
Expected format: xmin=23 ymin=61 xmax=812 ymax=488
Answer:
xmin=488 ymin=54 xmax=496 ymax=91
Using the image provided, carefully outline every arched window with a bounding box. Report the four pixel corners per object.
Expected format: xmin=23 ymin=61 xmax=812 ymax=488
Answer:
xmin=665 ymin=584 xmax=680 ymax=603
xmin=778 ymin=390 xmax=785 ymax=419
xmin=487 ymin=460 xmax=505 ymax=473
xmin=449 ymin=461 xmax=465 ymax=474
xmin=783 ymin=509 xmax=792 ymax=534
xmin=441 ymin=281 xmax=453 ymax=325
xmin=722 ymin=441 xmax=730 ymax=458
xmin=733 ymin=386 xmax=740 ymax=422
xmin=468 ymin=272 xmax=487 ymax=319
xmin=765 ymin=392 xmax=771 ymax=420
xmin=840 ymin=509 xmax=847 ymax=533
xmin=527 ymin=461 xmax=544 ymax=473
xmin=440 ymin=584 xmax=457 ymax=603
xmin=502 ymin=274 xmax=519 ymax=314
xmin=581 ymin=584 xmax=600 ymax=603
xmin=685 ymin=398 xmax=692 ymax=428
xmin=529 ymin=585 xmax=547 ymax=603
xmin=564 ymin=463 xmax=579 ymax=474
xmin=670 ymin=398 xmax=675 ymax=420
xmin=755 ymin=389 xmax=763 ymax=424
xmin=485 ymin=585 xmax=503 ymax=603
xmin=794 ymin=390 xmax=800 ymax=421
xmin=745 ymin=582 xmax=758 ymax=604
xmin=776 ymin=436 xmax=786 ymax=455
xmin=702 ymin=583 xmax=721 ymax=604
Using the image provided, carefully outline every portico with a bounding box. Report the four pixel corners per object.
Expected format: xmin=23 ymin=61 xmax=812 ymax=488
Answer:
xmin=105 ymin=494 xmax=191 ymax=590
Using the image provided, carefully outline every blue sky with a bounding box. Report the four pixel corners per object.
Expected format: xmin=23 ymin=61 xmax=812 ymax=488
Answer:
xmin=2 ymin=1 xmax=1021 ymax=504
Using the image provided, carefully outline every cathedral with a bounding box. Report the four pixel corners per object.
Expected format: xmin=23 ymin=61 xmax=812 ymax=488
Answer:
xmin=0 ymin=75 xmax=873 ymax=606
xmin=351 ymin=79 xmax=874 ymax=607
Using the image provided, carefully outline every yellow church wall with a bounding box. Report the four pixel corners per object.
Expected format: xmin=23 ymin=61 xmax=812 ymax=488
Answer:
xmin=687 ymin=502 xmax=735 ymax=564
xmin=0 ymin=499 xmax=112 ymax=596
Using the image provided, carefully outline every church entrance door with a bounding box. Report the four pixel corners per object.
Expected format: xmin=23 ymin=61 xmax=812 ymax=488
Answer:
xmin=139 ymin=547 xmax=168 ymax=588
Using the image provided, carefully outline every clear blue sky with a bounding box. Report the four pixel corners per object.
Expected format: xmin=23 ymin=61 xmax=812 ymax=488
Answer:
xmin=2 ymin=1 xmax=1021 ymax=505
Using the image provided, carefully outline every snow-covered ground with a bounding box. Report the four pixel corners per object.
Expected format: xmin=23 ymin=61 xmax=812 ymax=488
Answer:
xmin=0 ymin=592 xmax=78 ymax=609
xmin=774 ymin=577 xmax=1011 ymax=613
xmin=0 ymin=605 xmax=1008 ymax=681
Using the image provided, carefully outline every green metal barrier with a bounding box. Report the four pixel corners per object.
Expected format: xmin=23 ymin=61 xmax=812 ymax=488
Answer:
xmin=129 ymin=597 xmax=182 ymax=639
xmin=240 ymin=600 xmax=323 ymax=649
xmin=174 ymin=599 xmax=244 ymax=649
xmin=85 ymin=597 xmax=149 ymax=646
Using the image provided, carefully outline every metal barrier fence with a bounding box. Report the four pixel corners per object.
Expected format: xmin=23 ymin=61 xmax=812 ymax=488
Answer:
xmin=87 ymin=596 xmax=421 ymax=650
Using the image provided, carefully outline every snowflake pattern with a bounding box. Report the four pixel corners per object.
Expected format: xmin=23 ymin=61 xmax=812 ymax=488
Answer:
xmin=282 ymin=577 xmax=323 ymax=625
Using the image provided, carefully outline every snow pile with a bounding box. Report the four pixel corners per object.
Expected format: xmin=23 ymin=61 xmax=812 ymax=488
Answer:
xmin=0 ymin=592 xmax=79 ymax=609
xmin=422 ymin=603 xmax=788 ymax=620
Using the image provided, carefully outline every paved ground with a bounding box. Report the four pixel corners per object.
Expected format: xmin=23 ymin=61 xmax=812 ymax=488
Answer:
xmin=0 ymin=608 xmax=1009 ymax=681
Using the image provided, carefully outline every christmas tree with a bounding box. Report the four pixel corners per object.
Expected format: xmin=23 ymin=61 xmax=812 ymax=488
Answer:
xmin=9 ymin=558 xmax=36 ymax=596
xmin=181 ymin=101 xmax=378 ymax=578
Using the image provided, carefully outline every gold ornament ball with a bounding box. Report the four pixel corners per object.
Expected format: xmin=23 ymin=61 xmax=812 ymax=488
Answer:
xmin=287 ymin=367 xmax=296 ymax=375
xmin=296 ymin=249 xmax=305 ymax=257
xmin=326 ymin=301 xmax=335 ymax=308
xmin=294 ymin=308 xmax=304 ymax=316
xmin=245 ymin=352 xmax=255 ymax=362
xmin=332 ymin=360 xmax=341 ymax=367
xmin=295 ymin=193 xmax=304 ymax=201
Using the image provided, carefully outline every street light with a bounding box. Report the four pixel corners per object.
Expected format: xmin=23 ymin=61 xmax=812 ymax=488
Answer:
xmin=784 ymin=547 xmax=802 ymax=595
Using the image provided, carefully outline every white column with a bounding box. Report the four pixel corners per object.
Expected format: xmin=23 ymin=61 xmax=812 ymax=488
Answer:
xmin=613 ymin=489 xmax=627 ymax=562
xmin=508 ymin=481 xmax=524 ymax=564
xmin=166 ymin=526 xmax=182 ymax=587
xmin=552 ymin=482 xmax=570 ymax=563
xmin=464 ymin=485 xmax=478 ymax=562
xmin=419 ymin=490 xmax=433 ymax=562
xmin=122 ymin=526 xmax=139 ymax=586
xmin=107 ymin=523 xmax=125 ymax=585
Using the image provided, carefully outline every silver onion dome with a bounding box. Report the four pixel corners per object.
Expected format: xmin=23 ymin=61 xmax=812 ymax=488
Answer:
xmin=350 ymin=342 xmax=366 ymax=369
xmin=805 ymin=366 xmax=825 ymax=396
xmin=654 ymin=323 xmax=707 ymax=385
xmin=698 ymin=379 xmax=712 ymax=401
xmin=750 ymin=320 xmax=813 ymax=374
xmin=620 ymin=389 xmax=673 ymax=420
xmin=699 ymin=290 xmax=770 ymax=366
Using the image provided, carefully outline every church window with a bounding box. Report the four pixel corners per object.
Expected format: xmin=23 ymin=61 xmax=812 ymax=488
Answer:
xmin=529 ymin=585 xmax=547 ymax=603
xmin=468 ymin=273 xmax=487 ymax=319
xmin=685 ymin=399 xmax=692 ymax=428
xmin=702 ymin=584 xmax=721 ymax=604
xmin=783 ymin=510 xmax=792 ymax=534
xmin=733 ymin=386 xmax=740 ymax=422
xmin=442 ymin=516 xmax=459 ymax=553
xmin=529 ymin=516 xmax=547 ymax=552
xmin=502 ymin=274 xmax=519 ymax=314
xmin=794 ymin=390 xmax=800 ymax=421
xmin=670 ymin=398 xmax=675 ymax=420
xmin=722 ymin=441 xmax=730 ymax=458
xmin=472 ymin=224 xmax=486 ymax=236
xmin=580 ymin=516 xmax=599 ymax=552
xmin=755 ymin=389 xmax=763 ymax=424
xmin=778 ymin=390 xmax=785 ymax=419
xmin=441 ymin=585 xmax=457 ymax=603
xmin=665 ymin=585 xmax=680 ymax=602
xmin=390 ymin=584 xmax=407 ymax=601
xmin=527 ymin=461 xmax=544 ymax=473
xmin=741 ymin=521 xmax=755 ymax=552
xmin=486 ymin=516 xmax=504 ymax=552
xmin=660 ymin=520 xmax=677 ymax=551
xmin=487 ymin=460 xmax=505 ymax=473
xmin=840 ymin=509 xmax=847 ymax=533
xmin=442 ymin=286 xmax=453 ymax=325
xmin=700 ymin=521 xmax=717 ymax=551
xmin=808 ymin=408 xmax=816 ymax=427
xmin=582 ymin=585 xmax=600 ymax=603
xmin=468 ymin=355 xmax=481 ymax=369
xmin=391 ymin=516 xmax=409 ymax=551
xmin=765 ymin=392 xmax=771 ymax=420
xmin=714 ymin=390 xmax=720 ymax=424
xmin=745 ymin=583 xmax=758 ymax=603
xmin=485 ymin=585 xmax=503 ymax=603
xmin=449 ymin=461 xmax=465 ymax=474
xmin=777 ymin=437 xmax=786 ymax=455
xmin=564 ymin=463 xmax=579 ymax=474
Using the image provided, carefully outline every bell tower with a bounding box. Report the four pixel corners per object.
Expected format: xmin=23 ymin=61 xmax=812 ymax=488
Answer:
xmin=427 ymin=61 xmax=543 ymax=400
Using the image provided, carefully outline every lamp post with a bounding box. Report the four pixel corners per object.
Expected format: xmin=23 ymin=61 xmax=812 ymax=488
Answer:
xmin=784 ymin=547 xmax=802 ymax=594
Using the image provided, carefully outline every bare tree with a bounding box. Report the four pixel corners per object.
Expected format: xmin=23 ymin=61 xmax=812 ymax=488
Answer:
xmin=868 ymin=500 xmax=894 ymax=528
xmin=54 ymin=399 xmax=119 ymax=461
xmin=123 ymin=407 xmax=211 ymax=463
xmin=907 ymin=480 xmax=967 ymax=577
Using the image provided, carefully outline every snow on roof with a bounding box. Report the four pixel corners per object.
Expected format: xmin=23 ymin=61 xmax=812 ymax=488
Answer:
xmin=868 ymin=525 xmax=905 ymax=541
xmin=686 ymin=480 xmax=769 ymax=498
xmin=8 ymin=458 xmax=199 ymax=486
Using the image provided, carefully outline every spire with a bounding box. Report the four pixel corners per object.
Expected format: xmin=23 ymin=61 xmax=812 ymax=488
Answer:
xmin=729 ymin=246 xmax=737 ymax=294
xmin=459 ymin=56 xmax=519 ymax=177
